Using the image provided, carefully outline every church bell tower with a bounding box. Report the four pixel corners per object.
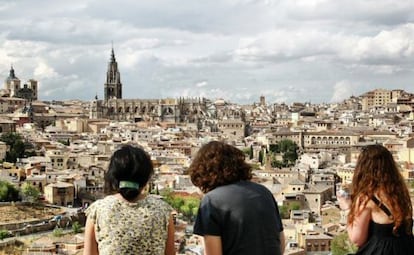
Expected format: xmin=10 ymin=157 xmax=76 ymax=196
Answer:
xmin=104 ymin=47 xmax=122 ymax=100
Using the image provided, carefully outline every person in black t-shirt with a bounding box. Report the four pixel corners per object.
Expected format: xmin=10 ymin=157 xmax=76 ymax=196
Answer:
xmin=189 ymin=141 xmax=285 ymax=255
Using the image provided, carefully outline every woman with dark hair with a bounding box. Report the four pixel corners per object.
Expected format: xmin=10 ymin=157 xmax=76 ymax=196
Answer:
xmin=337 ymin=144 xmax=414 ymax=254
xmin=189 ymin=141 xmax=285 ymax=255
xmin=83 ymin=145 xmax=175 ymax=255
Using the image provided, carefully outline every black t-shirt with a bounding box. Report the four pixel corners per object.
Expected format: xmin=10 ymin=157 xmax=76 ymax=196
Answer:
xmin=193 ymin=180 xmax=284 ymax=255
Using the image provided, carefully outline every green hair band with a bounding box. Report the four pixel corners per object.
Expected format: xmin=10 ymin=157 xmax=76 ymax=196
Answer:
xmin=119 ymin=181 xmax=140 ymax=189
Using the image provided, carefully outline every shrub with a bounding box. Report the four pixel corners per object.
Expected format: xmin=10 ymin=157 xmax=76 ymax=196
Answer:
xmin=52 ymin=227 xmax=63 ymax=237
xmin=72 ymin=221 xmax=82 ymax=234
xmin=0 ymin=229 xmax=11 ymax=240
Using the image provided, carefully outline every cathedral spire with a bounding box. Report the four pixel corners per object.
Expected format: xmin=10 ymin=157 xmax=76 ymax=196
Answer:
xmin=104 ymin=45 xmax=122 ymax=100
xmin=110 ymin=42 xmax=116 ymax=63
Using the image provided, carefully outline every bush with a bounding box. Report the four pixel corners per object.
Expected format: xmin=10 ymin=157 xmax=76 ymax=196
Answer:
xmin=72 ymin=221 xmax=82 ymax=234
xmin=331 ymin=232 xmax=358 ymax=255
xmin=161 ymin=189 xmax=200 ymax=221
xmin=21 ymin=182 xmax=40 ymax=203
xmin=0 ymin=180 xmax=19 ymax=201
xmin=52 ymin=227 xmax=63 ymax=237
xmin=0 ymin=229 xmax=11 ymax=240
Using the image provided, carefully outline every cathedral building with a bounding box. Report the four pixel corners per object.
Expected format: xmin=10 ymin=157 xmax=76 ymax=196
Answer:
xmin=90 ymin=48 xmax=212 ymax=124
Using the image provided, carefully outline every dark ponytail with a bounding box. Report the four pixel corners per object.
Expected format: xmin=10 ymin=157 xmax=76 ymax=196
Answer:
xmin=119 ymin=188 xmax=140 ymax=201
xmin=104 ymin=145 xmax=154 ymax=202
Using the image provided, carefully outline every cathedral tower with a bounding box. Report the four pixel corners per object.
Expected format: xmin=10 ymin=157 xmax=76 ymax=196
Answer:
xmin=104 ymin=47 xmax=122 ymax=100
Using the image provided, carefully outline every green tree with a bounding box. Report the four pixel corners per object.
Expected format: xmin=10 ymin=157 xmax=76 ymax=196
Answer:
xmin=0 ymin=229 xmax=11 ymax=240
xmin=161 ymin=189 xmax=200 ymax=221
xmin=331 ymin=232 xmax=358 ymax=255
xmin=192 ymin=206 xmax=198 ymax=216
xmin=278 ymin=202 xmax=302 ymax=219
xmin=180 ymin=204 xmax=191 ymax=218
xmin=0 ymin=180 xmax=19 ymax=201
xmin=21 ymin=182 xmax=40 ymax=203
xmin=279 ymin=139 xmax=295 ymax=152
xmin=289 ymin=201 xmax=301 ymax=211
xmin=269 ymin=139 xmax=298 ymax=168
xmin=0 ymin=132 xmax=36 ymax=163
xmin=278 ymin=205 xmax=289 ymax=219
xmin=171 ymin=197 xmax=185 ymax=210
xmin=283 ymin=149 xmax=298 ymax=165
xmin=271 ymin=160 xmax=283 ymax=169
xmin=242 ymin=147 xmax=250 ymax=157
xmin=269 ymin=144 xmax=280 ymax=153
xmin=72 ymin=221 xmax=82 ymax=234
xmin=258 ymin=150 xmax=264 ymax=165
xmin=160 ymin=188 xmax=174 ymax=203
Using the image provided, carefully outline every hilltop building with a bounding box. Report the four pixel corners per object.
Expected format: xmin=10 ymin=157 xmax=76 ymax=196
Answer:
xmin=90 ymin=47 xmax=213 ymax=125
xmin=360 ymin=88 xmax=405 ymax=111
xmin=2 ymin=65 xmax=38 ymax=101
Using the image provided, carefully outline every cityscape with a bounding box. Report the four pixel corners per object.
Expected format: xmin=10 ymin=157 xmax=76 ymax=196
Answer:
xmin=0 ymin=47 xmax=413 ymax=255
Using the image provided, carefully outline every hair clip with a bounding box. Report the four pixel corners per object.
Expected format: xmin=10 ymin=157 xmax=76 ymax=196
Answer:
xmin=119 ymin=181 xmax=140 ymax=189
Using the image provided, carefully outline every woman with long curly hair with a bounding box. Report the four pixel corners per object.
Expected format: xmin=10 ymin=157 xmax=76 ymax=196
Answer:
xmin=189 ymin=141 xmax=285 ymax=255
xmin=337 ymin=144 xmax=414 ymax=254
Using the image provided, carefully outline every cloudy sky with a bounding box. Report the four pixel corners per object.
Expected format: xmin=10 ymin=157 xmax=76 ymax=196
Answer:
xmin=1 ymin=0 xmax=414 ymax=104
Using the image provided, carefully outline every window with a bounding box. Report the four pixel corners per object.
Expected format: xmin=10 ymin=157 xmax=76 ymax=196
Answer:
xmin=57 ymin=188 xmax=66 ymax=195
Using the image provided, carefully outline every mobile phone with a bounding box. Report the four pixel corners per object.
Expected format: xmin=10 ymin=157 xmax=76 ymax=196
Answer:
xmin=337 ymin=189 xmax=350 ymax=199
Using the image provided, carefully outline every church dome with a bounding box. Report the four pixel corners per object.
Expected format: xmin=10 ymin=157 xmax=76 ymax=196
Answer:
xmin=5 ymin=65 xmax=19 ymax=82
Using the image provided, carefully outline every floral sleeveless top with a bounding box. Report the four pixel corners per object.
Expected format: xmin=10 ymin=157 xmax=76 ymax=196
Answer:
xmin=85 ymin=194 xmax=173 ymax=255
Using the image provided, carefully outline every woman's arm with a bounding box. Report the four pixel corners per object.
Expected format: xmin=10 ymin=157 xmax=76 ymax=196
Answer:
xmin=279 ymin=231 xmax=285 ymax=254
xmin=347 ymin=199 xmax=372 ymax=247
xmin=203 ymin=235 xmax=222 ymax=255
xmin=83 ymin=217 xmax=99 ymax=255
xmin=165 ymin=214 xmax=176 ymax=255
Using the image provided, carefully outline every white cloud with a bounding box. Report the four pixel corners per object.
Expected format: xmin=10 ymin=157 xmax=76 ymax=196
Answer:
xmin=33 ymin=62 xmax=59 ymax=79
xmin=195 ymin=81 xmax=208 ymax=87
xmin=1 ymin=0 xmax=414 ymax=103
xmin=330 ymin=81 xmax=357 ymax=103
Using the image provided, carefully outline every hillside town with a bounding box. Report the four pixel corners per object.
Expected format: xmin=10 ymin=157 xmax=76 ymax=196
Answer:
xmin=0 ymin=50 xmax=414 ymax=254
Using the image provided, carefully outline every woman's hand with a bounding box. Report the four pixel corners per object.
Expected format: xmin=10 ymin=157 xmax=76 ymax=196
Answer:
xmin=337 ymin=190 xmax=351 ymax=211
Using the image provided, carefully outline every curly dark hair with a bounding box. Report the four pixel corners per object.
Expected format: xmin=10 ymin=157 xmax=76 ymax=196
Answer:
xmin=348 ymin=144 xmax=413 ymax=235
xmin=188 ymin=141 xmax=252 ymax=193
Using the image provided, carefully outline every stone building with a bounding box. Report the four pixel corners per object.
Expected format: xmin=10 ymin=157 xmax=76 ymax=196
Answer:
xmin=299 ymin=231 xmax=332 ymax=254
xmin=44 ymin=181 xmax=75 ymax=206
xmin=89 ymin=48 xmax=213 ymax=125
xmin=360 ymin=88 xmax=404 ymax=111
xmin=2 ymin=66 xmax=38 ymax=100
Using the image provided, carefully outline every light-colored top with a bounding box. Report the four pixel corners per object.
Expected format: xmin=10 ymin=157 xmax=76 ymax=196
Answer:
xmin=85 ymin=194 xmax=173 ymax=255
